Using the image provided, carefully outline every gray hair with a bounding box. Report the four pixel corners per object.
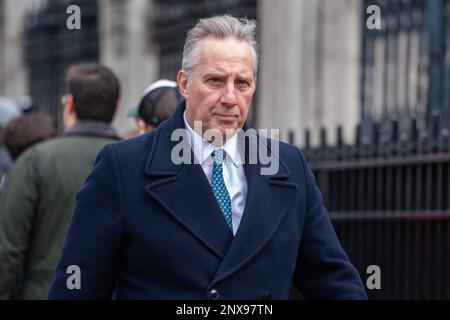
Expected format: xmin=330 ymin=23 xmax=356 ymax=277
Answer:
xmin=181 ymin=15 xmax=258 ymax=79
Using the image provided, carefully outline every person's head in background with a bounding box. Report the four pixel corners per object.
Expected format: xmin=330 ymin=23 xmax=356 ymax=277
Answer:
xmin=127 ymin=80 xmax=182 ymax=135
xmin=4 ymin=113 xmax=57 ymax=160
xmin=62 ymin=62 xmax=120 ymax=130
xmin=18 ymin=96 xmax=37 ymax=114
xmin=0 ymin=97 xmax=22 ymax=179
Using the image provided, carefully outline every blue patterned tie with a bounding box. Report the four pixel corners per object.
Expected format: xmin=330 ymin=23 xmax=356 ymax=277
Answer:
xmin=211 ymin=149 xmax=233 ymax=231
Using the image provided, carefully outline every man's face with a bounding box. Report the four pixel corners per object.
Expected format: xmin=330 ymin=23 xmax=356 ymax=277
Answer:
xmin=178 ymin=36 xmax=256 ymax=140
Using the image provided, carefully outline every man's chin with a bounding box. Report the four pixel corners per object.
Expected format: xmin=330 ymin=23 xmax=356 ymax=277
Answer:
xmin=202 ymin=125 xmax=240 ymax=145
xmin=219 ymin=125 xmax=241 ymax=137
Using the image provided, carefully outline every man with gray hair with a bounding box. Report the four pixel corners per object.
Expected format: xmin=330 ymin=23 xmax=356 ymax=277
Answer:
xmin=49 ymin=15 xmax=366 ymax=300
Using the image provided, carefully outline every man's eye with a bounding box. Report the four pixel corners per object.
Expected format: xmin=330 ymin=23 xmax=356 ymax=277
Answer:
xmin=236 ymin=80 xmax=250 ymax=88
xmin=207 ymin=78 xmax=221 ymax=84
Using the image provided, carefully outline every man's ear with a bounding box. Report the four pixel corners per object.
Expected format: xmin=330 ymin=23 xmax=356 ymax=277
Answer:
xmin=137 ymin=119 xmax=150 ymax=134
xmin=66 ymin=94 xmax=76 ymax=115
xmin=177 ymin=70 xmax=189 ymax=99
xmin=62 ymin=94 xmax=78 ymax=129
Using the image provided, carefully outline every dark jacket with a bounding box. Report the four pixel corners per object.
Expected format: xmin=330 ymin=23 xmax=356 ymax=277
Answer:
xmin=48 ymin=104 xmax=367 ymax=300
xmin=0 ymin=121 xmax=119 ymax=299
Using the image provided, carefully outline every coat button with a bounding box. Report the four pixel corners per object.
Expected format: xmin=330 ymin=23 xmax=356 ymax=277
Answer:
xmin=210 ymin=288 xmax=220 ymax=300
xmin=262 ymin=293 xmax=272 ymax=300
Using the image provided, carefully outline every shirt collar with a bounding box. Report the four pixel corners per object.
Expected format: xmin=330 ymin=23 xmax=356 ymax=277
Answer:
xmin=183 ymin=111 xmax=240 ymax=167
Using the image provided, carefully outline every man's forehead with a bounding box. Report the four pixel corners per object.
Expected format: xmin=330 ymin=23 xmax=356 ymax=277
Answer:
xmin=199 ymin=65 xmax=254 ymax=77
xmin=195 ymin=38 xmax=254 ymax=74
xmin=201 ymin=35 xmax=248 ymax=45
xmin=199 ymin=37 xmax=253 ymax=59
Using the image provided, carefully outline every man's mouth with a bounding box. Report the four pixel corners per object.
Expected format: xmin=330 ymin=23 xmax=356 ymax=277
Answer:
xmin=214 ymin=113 xmax=238 ymax=121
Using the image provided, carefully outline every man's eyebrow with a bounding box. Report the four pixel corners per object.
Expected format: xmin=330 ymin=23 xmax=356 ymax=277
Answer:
xmin=202 ymin=72 xmax=254 ymax=82
xmin=203 ymin=72 xmax=225 ymax=78
xmin=237 ymin=75 xmax=253 ymax=81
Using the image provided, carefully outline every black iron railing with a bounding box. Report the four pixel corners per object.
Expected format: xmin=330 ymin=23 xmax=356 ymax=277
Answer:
xmin=289 ymin=0 xmax=450 ymax=299
xmin=299 ymin=113 xmax=450 ymax=299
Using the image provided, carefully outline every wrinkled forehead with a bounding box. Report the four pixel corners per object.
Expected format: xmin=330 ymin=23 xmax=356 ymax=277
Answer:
xmin=195 ymin=37 xmax=255 ymax=75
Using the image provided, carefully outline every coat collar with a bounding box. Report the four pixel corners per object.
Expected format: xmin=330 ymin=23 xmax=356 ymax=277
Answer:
xmin=144 ymin=101 xmax=298 ymax=281
xmin=145 ymin=102 xmax=291 ymax=177
xmin=144 ymin=102 xmax=189 ymax=176
xmin=64 ymin=120 xmax=120 ymax=140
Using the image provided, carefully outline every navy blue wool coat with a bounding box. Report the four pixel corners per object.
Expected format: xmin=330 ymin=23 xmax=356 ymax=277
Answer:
xmin=48 ymin=102 xmax=367 ymax=300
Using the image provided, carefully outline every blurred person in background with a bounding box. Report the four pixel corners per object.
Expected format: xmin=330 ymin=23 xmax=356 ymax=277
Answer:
xmin=126 ymin=79 xmax=182 ymax=136
xmin=0 ymin=113 xmax=57 ymax=194
xmin=0 ymin=62 xmax=121 ymax=299
xmin=17 ymin=96 xmax=37 ymax=114
xmin=0 ymin=97 xmax=22 ymax=183
xmin=3 ymin=113 xmax=57 ymax=161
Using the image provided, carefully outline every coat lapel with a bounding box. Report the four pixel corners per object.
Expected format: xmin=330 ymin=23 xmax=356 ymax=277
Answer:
xmin=211 ymin=132 xmax=299 ymax=284
xmin=144 ymin=102 xmax=233 ymax=259
xmin=144 ymin=102 xmax=298 ymax=279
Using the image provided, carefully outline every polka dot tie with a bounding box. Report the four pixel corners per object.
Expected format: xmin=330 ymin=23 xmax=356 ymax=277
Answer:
xmin=211 ymin=149 xmax=233 ymax=231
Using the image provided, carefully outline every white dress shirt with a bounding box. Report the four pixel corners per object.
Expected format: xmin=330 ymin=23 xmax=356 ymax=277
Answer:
xmin=183 ymin=112 xmax=247 ymax=235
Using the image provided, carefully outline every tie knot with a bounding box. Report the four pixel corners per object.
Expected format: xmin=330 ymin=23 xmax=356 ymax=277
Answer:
xmin=212 ymin=149 xmax=226 ymax=164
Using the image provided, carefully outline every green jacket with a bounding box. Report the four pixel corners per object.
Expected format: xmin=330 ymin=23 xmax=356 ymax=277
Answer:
xmin=0 ymin=121 xmax=119 ymax=299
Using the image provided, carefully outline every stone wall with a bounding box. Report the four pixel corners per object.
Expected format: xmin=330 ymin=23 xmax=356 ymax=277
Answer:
xmin=258 ymin=0 xmax=361 ymax=146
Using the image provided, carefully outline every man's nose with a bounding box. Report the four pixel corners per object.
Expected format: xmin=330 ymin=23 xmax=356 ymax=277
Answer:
xmin=220 ymin=83 xmax=238 ymax=107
